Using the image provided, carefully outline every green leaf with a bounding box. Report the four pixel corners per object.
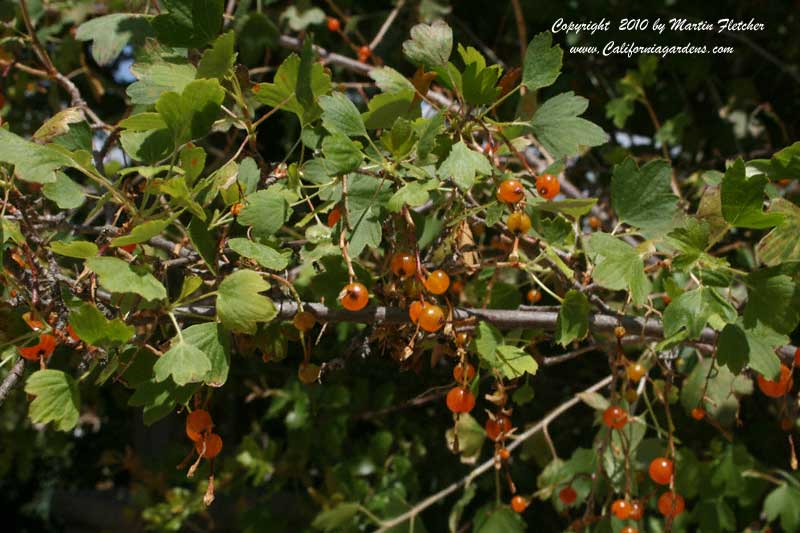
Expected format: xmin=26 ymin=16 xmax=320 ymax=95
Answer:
xmin=662 ymin=287 xmax=736 ymax=339
xmin=187 ymin=216 xmax=217 ymax=274
xmin=530 ymin=91 xmax=609 ymax=159
xmin=362 ymin=90 xmax=418 ymax=130
xmin=50 ymin=240 xmax=98 ymax=259
xmin=68 ymin=303 xmax=134 ymax=345
xmin=296 ymin=35 xmax=315 ymax=109
xmin=228 ymin=238 xmax=291 ymax=270
xmin=129 ymin=378 xmax=199 ymax=426
xmin=119 ymin=128 xmax=174 ymax=164
xmin=312 ymin=503 xmax=360 ymax=531
xmin=721 ymin=159 xmax=783 ymax=229
xmin=42 ymin=173 xmax=85 ymax=209
xmin=180 ymin=145 xmax=207 ymax=184
xmin=473 ymin=505 xmax=525 ymax=533
xmin=522 ymin=31 xmax=563 ymax=91
xmin=458 ymin=45 xmax=502 ymax=106
xmin=25 ymin=370 xmax=80 ymax=431
xmin=319 ymin=93 xmax=367 ymax=138
xmin=348 ymin=206 xmax=383 ymax=256
xmin=757 ymin=198 xmax=800 ymax=266
xmin=182 ymin=322 xmax=231 ymax=387
xmin=156 ymin=79 xmax=225 ymax=145
xmin=611 ymin=158 xmax=679 ymax=233
xmin=717 ymin=321 xmax=787 ymax=378
xmin=236 ymin=12 xmax=279 ymax=66
xmin=253 ymin=54 xmax=331 ymax=125
xmin=86 ymin=256 xmax=167 ymax=302
xmin=196 ymin=31 xmax=236 ymax=79
xmin=111 ymin=218 xmax=171 ymax=247
xmin=280 ymin=5 xmax=325 ymax=31
xmin=369 ymin=67 xmax=415 ymax=93
xmin=152 ymin=0 xmax=223 ymax=48
xmin=533 ymin=198 xmax=597 ymax=218
xmin=445 ymin=413 xmax=484 ymax=462
xmin=744 ymin=270 xmax=800 ymax=334
xmin=764 ymin=484 xmax=800 ymax=532
xmin=75 ymin=13 xmax=153 ymax=66
xmin=490 ymin=345 xmax=538 ymax=379
xmin=238 ymin=187 xmax=293 ymax=236
xmin=402 ymin=20 xmax=453 ymax=68
xmin=321 ymin=134 xmax=363 ymax=174
xmin=154 ymin=339 xmax=212 ymax=386
xmin=437 ymin=141 xmax=493 ymax=189
xmin=217 ymin=270 xmax=277 ymax=334
xmin=584 ymin=233 xmax=650 ymax=305
xmin=0 ymin=128 xmax=74 ymax=183
xmin=474 ymin=321 xmax=503 ymax=361
xmin=127 ymin=61 xmax=197 ymax=105
xmin=387 ymin=181 xmax=435 ymax=212
xmin=555 ymin=290 xmax=589 ymax=346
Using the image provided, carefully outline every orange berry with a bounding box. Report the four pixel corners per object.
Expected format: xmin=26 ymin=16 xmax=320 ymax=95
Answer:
xmin=120 ymin=244 xmax=137 ymax=254
xmin=293 ymin=311 xmax=316 ymax=332
xmin=339 ymin=282 xmax=369 ymax=311
xmin=559 ymin=486 xmax=577 ymax=505
xmin=446 ymin=386 xmax=476 ymax=413
xmin=626 ymin=363 xmax=646 ymax=382
xmin=691 ymin=407 xmax=705 ymax=420
xmin=450 ymin=279 xmax=464 ymax=295
xmin=18 ymin=334 xmax=57 ymax=361
xmin=485 ymin=414 xmax=513 ymax=441
xmin=648 ymin=457 xmax=674 ymax=485
xmin=186 ymin=409 xmax=213 ymax=442
xmin=527 ymin=289 xmax=542 ymax=304
xmin=357 ymin=45 xmax=371 ymax=63
xmin=602 ymin=406 xmax=627 ymax=430
xmin=195 ymin=432 xmax=223 ymax=459
xmin=778 ymin=178 xmax=791 ymax=186
xmin=497 ymin=179 xmax=525 ymax=203
xmin=390 ymin=252 xmax=417 ymax=279
xmin=757 ymin=364 xmax=794 ymax=398
xmin=510 ymin=495 xmax=527 ymax=513
xmin=418 ymin=303 xmax=445 ymax=332
xmin=453 ymin=362 xmax=476 ymax=383
xmin=454 ymin=331 xmax=469 ymax=346
xmin=408 ymin=301 xmax=423 ymax=323
xmin=506 ymin=212 xmax=532 ymax=235
xmin=326 ymin=17 xmax=341 ymax=32
xmin=535 ymin=173 xmax=560 ymax=199
xmin=327 ymin=206 xmax=341 ymax=227
xmin=657 ymin=491 xmax=685 ymax=518
xmin=611 ymin=499 xmax=631 ymax=519
xmin=425 ymin=270 xmax=450 ymax=295
xmin=628 ymin=499 xmax=644 ymax=520
xmin=498 ymin=447 xmax=511 ymax=461
xmin=231 ymin=202 xmax=244 ymax=216
xmin=588 ymin=215 xmax=601 ymax=230
xmin=621 ymin=527 xmax=639 ymax=533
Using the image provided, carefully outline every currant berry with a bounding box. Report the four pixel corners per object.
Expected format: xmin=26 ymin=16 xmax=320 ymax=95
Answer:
xmin=293 ymin=311 xmax=316 ymax=332
xmin=408 ymin=301 xmax=423 ymax=324
xmin=498 ymin=447 xmax=511 ymax=461
xmin=327 ymin=206 xmax=341 ymax=227
xmin=602 ymin=406 xmax=627 ymax=430
xmin=196 ymin=432 xmax=223 ymax=459
xmin=527 ymin=289 xmax=542 ymax=304
xmin=446 ymin=386 xmax=476 ymax=413
xmin=510 ymin=495 xmax=527 ymax=513
xmin=648 ymin=457 xmax=674 ymax=485
xmin=186 ymin=409 xmax=213 ymax=442
xmin=231 ymin=202 xmax=244 ymax=216
xmin=657 ymin=491 xmax=685 ymax=518
xmin=418 ymin=303 xmax=445 ymax=332
xmin=453 ymin=363 xmax=476 ymax=383
xmin=339 ymin=282 xmax=369 ymax=311
xmin=621 ymin=527 xmax=639 ymax=533
xmin=614 ymin=326 xmax=627 ymax=338
xmin=626 ymin=363 xmax=646 ymax=382
xmin=454 ymin=331 xmax=470 ymax=346
xmin=611 ymin=499 xmax=632 ymax=519
xmin=628 ymin=499 xmax=644 ymax=520
xmin=298 ymin=362 xmax=321 ymax=384
xmin=559 ymin=486 xmax=577 ymax=505
xmin=497 ymin=179 xmax=525 ymax=204
xmin=781 ymin=417 xmax=795 ymax=432
xmin=390 ymin=252 xmax=417 ymax=279
xmin=450 ymin=279 xmax=464 ymax=295
xmin=357 ymin=45 xmax=371 ymax=63
xmin=425 ymin=270 xmax=450 ymax=295
xmin=326 ymin=17 xmax=341 ymax=32
xmin=757 ymin=364 xmax=794 ymax=398
xmin=485 ymin=414 xmax=512 ymax=441
xmin=690 ymin=407 xmax=705 ymax=420
xmin=588 ymin=215 xmax=601 ymax=230
xmin=18 ymin=334 xmax=57 ymax=361
xmin=535 ymin=173 xmax=560 ymax=199
xmin=506 ymin=212 xmax=532 ymax=235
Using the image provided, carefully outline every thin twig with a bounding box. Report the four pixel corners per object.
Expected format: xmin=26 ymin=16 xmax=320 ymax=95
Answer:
xmin=0 ymin=358 xmax=26 ymax=407
xmin=368 ymin=0 xmax=406 ymax=51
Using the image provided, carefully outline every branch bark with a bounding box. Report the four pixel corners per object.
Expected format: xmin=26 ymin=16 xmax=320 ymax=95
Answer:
xmin=0 ymin=358 xmax=26 ymax=407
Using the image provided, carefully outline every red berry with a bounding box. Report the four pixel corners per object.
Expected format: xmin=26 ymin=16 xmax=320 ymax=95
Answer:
xmin=485 ymin=414 xmax=512 ymax=441
xmin=339 ymin=282 xmax=369 ymax=311
xmin=498 ymin=447 xmax=511 ymax=461
xmin=691 ymin=407 xmax=705 ymax=420
xmin=559 ymin=486 xmax=577 ymax=505
xmin=527 ymin=289 xmax=542 ymax=303
xmin=657 ymin=491 xmax=685 ymax=518
xmin=326 ymin=17 xmax=341 ymax=32
xmin=535 ymin=173 xmax=560 ymax=199
xmin=648 ymin=457 xmax=674 ymax=485
xmin=391 ymin=252 xmax=417 ymax=279
xmin=628 ymin=499 xmax=643 ymax=520
xmin=453 ymin=363 xmax=476 ymax=383
xmin=602 ymin=406 xmax=627 ymax=430
xmin=327 ymin=206 xmax=341 ymax=227
xmin=757 ymin=364 xmax=794 ymax=398
xmin=425 ymin=270 xmax=450 ymax=295
xmin=446 ymin=386 xmax=476 ymax=413
xmin=186 ymin=409 xmax=213 ymax=442
xmin=195 ymin=432 xmax=223 ymax=459
xmin=510 ymin=495 xmax=527 ymax=513
xmin=231 ymin=202 xmax=244 ymax=216
xmin=497 ymin=179 xmax=525 ymax=203
xmin=611 ymin=499 xmax=631 ymax=519
xmin=357 ymin=45 xmax=371 ymax=63
xmin=506 ymin=212 xmax=531 ymax=234
xmin=418 ymin=303 xmax=445 ymax=332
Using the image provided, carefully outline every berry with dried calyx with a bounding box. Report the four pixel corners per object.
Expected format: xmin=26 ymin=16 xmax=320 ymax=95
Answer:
xmin=339 ymin=282 xmax=369 ymax=311
xmin=357 ymin=45 xmax=371 ymax=63
xmin=485 ymin=414 xmax=512 ymax=441
xmin=196 ymin=432 xmax=223 ymax=459
xmin=453 ymin=362 xmax=476 ymax=383
xmin=757 ymin=364 xmax=793 ymax=398
xmin=454 ymin=331 xmax=469 ymax=346
xmin=497 ymin=447 xmax=511 ymax=461
xmin=602 ymin=406 xmax=627 ymax=430
xmin=535 ymin=173 xmax=560 ymax=199
xmin=691 ymin=407 xmax=705 ymax=420
xmin=648 ymin=457 xmax=674 ymax=485
xmin=559 ymin=486 xmax=577 ymax=505
xmin=186 ymin=409 xmax=213 ymax=442
xmin=446 ymin=386 xmax=476 ymax=413
xmin=506 ymin=212 xmax=532 ymax=235
xmin=657 ymin=491 xmax=685 ymax=518
xmin=510 ymin=495 xmax=527 ymax=513
xmin=588 ymin=215 xmax=601 ymax=230
xmin=418 ymin=303 xmax=445 ymax=332
xmin=326 ymin=17 xmax=341 ymax=32
xmin=425 ymin=270 xmax=450 ymax=295
xmin=611 ymin=499 xmax=631 ymax=519
xmin=390 ymin=252 xmax=417 ymax=279
xmin=627 ymin=363 xmax=646 ymax=382
xmin=628 ymin=499 xmax=643 ymax=520
xmin=293 ymin=311 xmax=316 ymax=332
xmin=408 ymin=300 xmax=423 ymax=324
xmin=527 ymin=289 xmax=542 ymax=303
xmin=497 ymin=179 xmax=525 ymax=204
